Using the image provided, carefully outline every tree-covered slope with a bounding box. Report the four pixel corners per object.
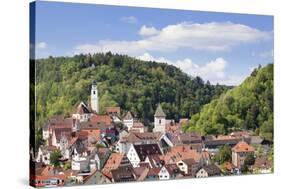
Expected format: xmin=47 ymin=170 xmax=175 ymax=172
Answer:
xmin=184 ymin=64 xmax=273 ymax=141
xmin=35 ymin=52 xmax=229 ymax=128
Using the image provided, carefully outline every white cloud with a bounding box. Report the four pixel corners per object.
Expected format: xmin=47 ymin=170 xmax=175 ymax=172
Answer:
xmin=120 ymin=16 xmax=137 ymax=24
xmin=36 ymin=42 xmax=47 ymax=49
xmin=137 ymin=53 xmax=171 ymax=63
xmin=74 ymin=22 xmax=271 ymax=55
xmin=139 ymin=25 xmax=159 ymax=36
xmin=137 ymin=53 xmax=245 ymax=86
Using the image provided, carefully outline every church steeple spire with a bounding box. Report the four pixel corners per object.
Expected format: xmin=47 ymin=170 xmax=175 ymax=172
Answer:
xmin=153 ymin=103 xmax=166 ymax=133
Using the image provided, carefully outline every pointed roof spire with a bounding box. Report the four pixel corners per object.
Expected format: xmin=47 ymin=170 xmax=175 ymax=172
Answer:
xmin=154 ymin=104 xmax=166 ymax=117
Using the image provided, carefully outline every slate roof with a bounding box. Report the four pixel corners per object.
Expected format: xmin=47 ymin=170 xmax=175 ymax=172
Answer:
xmin=154 ymin=104 xmax=166 ymax=117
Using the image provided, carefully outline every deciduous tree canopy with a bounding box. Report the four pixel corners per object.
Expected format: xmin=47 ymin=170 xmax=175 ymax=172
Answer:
xmin=35 ymin=52 xmax=229 ymax=129
xmin=184 ymin=64 xmax=273 ymax=141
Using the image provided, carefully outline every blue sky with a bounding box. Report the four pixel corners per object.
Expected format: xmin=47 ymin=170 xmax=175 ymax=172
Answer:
xmin=33 ymin=1 xmax=273 ymax=85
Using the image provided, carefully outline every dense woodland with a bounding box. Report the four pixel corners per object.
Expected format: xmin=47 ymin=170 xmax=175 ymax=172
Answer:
xmin=35 ymin=52 xmax=273 ymax=143
xmin=35 ymin=52 xmax=229 ymax=130
xmin=184 ymin=64 xmax=273 ymax=141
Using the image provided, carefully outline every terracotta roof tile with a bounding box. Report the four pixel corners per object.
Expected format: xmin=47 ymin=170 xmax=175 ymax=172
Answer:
xmin=102 ymin=153 xmax=125 ymax=178
xmin=90 ymin=114 xmax=112 ymax=125
xmin=147 ymin=167 xmax=161 ymax=176
xmin=232 ymin=141 xmax=255 ymax=152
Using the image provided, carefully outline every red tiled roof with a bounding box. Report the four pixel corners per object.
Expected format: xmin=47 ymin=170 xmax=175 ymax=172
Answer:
xmin=161 ymin=148 xmax=201 ymax=164
xmin=182 ymin=158 xmax=197 ymax=165
xmin=102 ymin=153 xmax=125 ymax=178
xmin=232 ymin=141 xmax=255 ymax=152
xmin=121 ymin=132 xmax=163 ymax=143
xmin=77 ymin=131 xmax=89 ymax=139
xmin=90 ymin=114 xmax=112 ymax=125
xmin=46 ymin=117 xmax=74 ymax=131
xmin=80 ymin=129 xmax=101 ymax=141
xmin=147 ymin=167 xmax=161 ymax=176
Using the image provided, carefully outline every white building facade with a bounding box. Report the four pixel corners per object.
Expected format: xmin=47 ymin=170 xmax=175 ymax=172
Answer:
xmin=91 ymin=80 xmax=99 ymax=113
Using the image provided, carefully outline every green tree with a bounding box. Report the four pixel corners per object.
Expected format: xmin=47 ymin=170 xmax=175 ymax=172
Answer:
xmin=214 ymin=144 xmax=232 ymax=164
xmin=35 ymin=127 xmax=44 ymax=151
xmin=185 ymin=64 xmax=273 ymax=140
xmin=244 ymin=153 xmax=255 ymax=167
xmin=50 ymin=150 xmax=62 ymax=167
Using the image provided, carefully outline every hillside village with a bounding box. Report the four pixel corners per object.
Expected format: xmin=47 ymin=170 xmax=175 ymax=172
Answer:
xmin=30 ymin=80 xmax=273 ymax=187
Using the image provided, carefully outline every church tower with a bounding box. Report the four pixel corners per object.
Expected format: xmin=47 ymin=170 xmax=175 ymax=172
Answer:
xmin=153 ymin=104 xmax=166 ymax=133
xmin=91 ymin=80 xmax=99 ymax=113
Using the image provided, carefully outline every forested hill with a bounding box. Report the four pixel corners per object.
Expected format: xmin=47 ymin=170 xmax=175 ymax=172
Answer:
xmin=35 ymin=52 xmax=229 ymax=128
xmin=184 ymin=64 xmax=273 ymax=141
